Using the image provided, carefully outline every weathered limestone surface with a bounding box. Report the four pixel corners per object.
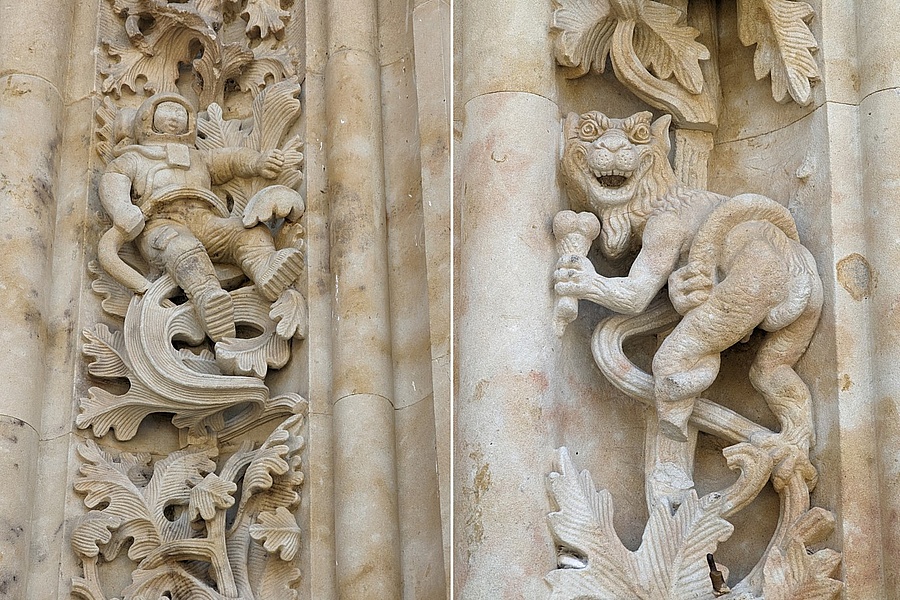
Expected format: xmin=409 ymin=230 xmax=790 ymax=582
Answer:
xmin=0 ymin=0 xmax=449 ymax=597
xmin=455 ymin=1 xmax=900 ymax=599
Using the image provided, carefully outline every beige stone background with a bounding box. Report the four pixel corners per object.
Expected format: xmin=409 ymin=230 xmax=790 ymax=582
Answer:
xmin=0 ymin=0 xmax=449 ymax=598
xmin=1 ymin=0 xmax=900 ymax=598
xmin=455 ymin=0 xmax=900 ymax=599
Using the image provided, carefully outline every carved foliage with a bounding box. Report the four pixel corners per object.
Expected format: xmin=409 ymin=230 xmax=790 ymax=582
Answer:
xmin=547 ymin=449 xmax=841 ymax=600
xmin=551 ymin=0 xmax=821 ymax=122
xmin=79 ymin=277 xmax=302 ymax=442
xmin=72 ymin=414 xmax=305 ymax=600
xmin=736 ymin=0 xmax=819 ymax=105
xmin=197 ymin=79 xmax=305 ymax=216
xmin=99 ymin=0 xmax=297 ymax=107
xmin=552 ymin=0 xmax=715 ymax=126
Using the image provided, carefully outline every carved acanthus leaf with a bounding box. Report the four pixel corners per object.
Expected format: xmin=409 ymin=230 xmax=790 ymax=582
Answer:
xmin=100 ymin=3 xmax=218 ymax=97
xmin=737 ymin=0 xmax=819 ymax=105
xmin=546 ymin=447 xmax=645 ymax=599
xmin=547 ymin=447 xmax=743 ymax=600
xmin=83 ymin=323 xmax=130 ymax=379
xmin=194 ymin=41 xmax=256 ymax=108
xmin=551 ymin=0 xmax=717 ymax=126
xmin=761 ymin=508 xmax=842 ymax=600
xmin=551 ymin=0 xmax=615 ymax=78
xmin=79 ymin=277 xmax=300 ymax=441
xmin=88 ymin=260 xmax=134 ymax=319
xmin=633 ymin=2 xmax=709 ymax=95
xmin=73 ymin=441 xmax=158 ymax=561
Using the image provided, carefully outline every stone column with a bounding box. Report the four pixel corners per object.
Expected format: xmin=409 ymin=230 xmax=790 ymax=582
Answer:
xmin=455 ymin=0 xmax=563 ymax=596
xmin=0 ymin=0 xmax=75 ymax=594
xmin=325 ymin=0 xmax=402 ymax=596
xmin=856 ymin=1 xmax=900 ymax=596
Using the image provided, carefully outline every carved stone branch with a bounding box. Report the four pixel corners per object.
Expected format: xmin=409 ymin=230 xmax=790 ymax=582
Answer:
xmin=72 ymin=414 xmax=306 ymax=600
xmin=551 ymin=0 xmax=821 ymax=116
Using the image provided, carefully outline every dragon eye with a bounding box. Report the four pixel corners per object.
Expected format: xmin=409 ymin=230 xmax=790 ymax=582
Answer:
xmin=579 ymin=120 xmax=600 ymax=140
xmin=629 ymin=123 xmax=650 ymax=143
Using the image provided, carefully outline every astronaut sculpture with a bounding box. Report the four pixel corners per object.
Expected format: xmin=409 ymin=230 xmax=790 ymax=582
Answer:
xmin=98 ymin=92 xmax=305 ymax=342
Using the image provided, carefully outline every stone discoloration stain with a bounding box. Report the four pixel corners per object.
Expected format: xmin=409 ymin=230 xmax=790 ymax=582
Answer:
xmin=841 ymin=374 xmax=853 ymax=392
xmin=836 ymin=253 xmax=874 ymax=301
xmin=463 ymin=446 xmax=491 ymax=563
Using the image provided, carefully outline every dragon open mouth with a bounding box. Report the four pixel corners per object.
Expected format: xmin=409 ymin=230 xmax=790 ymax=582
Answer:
xmin=595 ymin=170 xmax=631 ymax=188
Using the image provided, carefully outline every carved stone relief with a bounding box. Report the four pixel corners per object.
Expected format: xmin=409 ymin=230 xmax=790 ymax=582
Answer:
xmin=551 ymin=0 xmax=821 ymax=189
xmin=547 ymin=111 xmax=841 ymax=599
xmin=72 ymin=1 xmax=308 ymax=597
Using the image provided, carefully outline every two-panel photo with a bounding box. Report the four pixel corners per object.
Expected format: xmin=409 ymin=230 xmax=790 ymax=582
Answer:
xmin=0 ymin=0 xmax=891 ymax=597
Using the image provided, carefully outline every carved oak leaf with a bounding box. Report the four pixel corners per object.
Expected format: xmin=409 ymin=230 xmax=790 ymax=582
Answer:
xmin=242 ymin=414 xmax=306 ymax=510
xmin=74 ymin=441 xmax=158 ymax=561
xmin=249 ymin=506 xmax=303 ymax=560
xmin=189 ymin=473 xmax=238 ymax=521
xmin=551 ymin=0 xmax=616 ymax=77
xmin=214 ymin=286 xmax=292 ymax=377
xmin=269 ymin=288 xmax=308 ymax=340
xmin=144 ymin=449 xmax=218 ymax=541
xmin=736 ymin=0 xmax=820 ymax=105
xmin=633 ymin=2 xmax=710 ymax=94
xmin=242 ymin=0 xmax=291 ymax=39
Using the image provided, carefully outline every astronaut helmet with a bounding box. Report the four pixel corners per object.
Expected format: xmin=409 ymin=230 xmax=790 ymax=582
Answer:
xmin=133 ymin=92 xmax=197 ymax=146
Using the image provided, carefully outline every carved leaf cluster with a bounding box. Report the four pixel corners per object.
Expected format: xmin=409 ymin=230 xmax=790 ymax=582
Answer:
xmin=72 ymin=414 xmax=306 ymax=600
xmin=241 ymin=0 xmax=291 ymax=39
xmin=79 ymin=277 xmax=301 ymax=441
xmin=99 ymin=0 xmax=297 ymax=108
xmin=552 ymin=0 xmax=821 ymax=116
xmin=100 ymin=2 xmax=219 ymax=97
xmin=197 ymin=79 xmax=305 ymax=217
xmin=546 ymin=448 xmax=733 ymax=600
xmin=737 ymin=0 xmax=820 ymax=105
xmin=552 ymin=0 xmax=715 ymax=126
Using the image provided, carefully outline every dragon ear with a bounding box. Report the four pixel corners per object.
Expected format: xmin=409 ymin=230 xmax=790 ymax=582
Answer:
xmin=564 ymin=112 xmax=581 ymax=140
xmin=650 ymin=113 xmax=672 ymax=139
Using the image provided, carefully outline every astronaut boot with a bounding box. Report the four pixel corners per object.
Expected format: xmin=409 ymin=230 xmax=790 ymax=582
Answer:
xmin=244 ymin=247 xmax=304 ymax=301
xmin=192 ymin=285 xmax=236 ymax=342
